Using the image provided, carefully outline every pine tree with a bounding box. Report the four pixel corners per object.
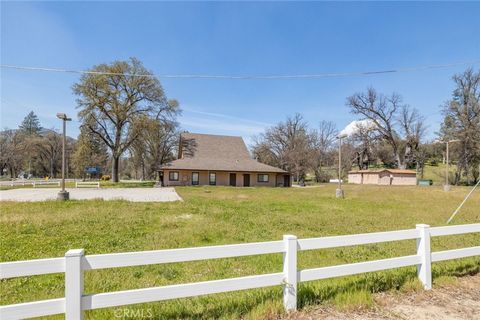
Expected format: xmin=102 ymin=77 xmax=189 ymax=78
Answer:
xmin=17 ymin=111 xmax=42 ymax=175
xmin=19 ymin=111 xmax=42 ymax=135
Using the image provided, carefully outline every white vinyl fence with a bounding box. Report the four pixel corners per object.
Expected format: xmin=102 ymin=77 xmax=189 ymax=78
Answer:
xmin=1 ymin=223 xmax=479 ymax=320
xmin=75 ymin=181 xmax=100 ymax=188
xmin=8 ymin=180 xmax=33 ymax=187
xmin=32 ymin=180 xmax=61 ymax=188
xmin=7 ymin=180 xmax=61 ymax=187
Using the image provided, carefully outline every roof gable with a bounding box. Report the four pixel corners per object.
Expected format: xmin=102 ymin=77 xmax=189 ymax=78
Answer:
xmin=348 ymin=169 xmax=416 ymax=175
xmin=179 ymin=133 xmax=251 ymax=160
xmin=160 ymin=132 xmax=287 ymax=173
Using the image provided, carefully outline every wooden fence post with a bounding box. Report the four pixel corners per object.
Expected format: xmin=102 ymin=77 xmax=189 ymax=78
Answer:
xmin=283 ymin=235 xmax=297 ymax=311
xmin=65 ymin=249 xmax=84 ymax=319
xmin=416 ymin=224 xmax=432 ymax=289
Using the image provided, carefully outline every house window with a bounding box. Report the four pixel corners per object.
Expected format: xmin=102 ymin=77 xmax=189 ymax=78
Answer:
xmin=192 ymin=172 xmax=199 ymax=185
xmin=209 ymin=172 xmax=216 ymax=185
xmin=257 ymin=174 xmax=269 ymax=183
xmin=169 ymin=171 xmax=179 ymax=181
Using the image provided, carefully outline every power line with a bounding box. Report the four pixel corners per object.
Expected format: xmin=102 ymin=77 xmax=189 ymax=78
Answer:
xmin=1 ymin=59 xmax=479 ymax=80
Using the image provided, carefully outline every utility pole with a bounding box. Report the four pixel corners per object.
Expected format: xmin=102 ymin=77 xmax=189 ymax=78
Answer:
xmin=445 ymin=141 xmax=450 ymax=191
xmin=336 ymin=134 xmax=347 ymax=198
xmin=435 ymin=139 xmax=460 ymax=192
xmin=57 ymin=113 xmax=72 ymax=201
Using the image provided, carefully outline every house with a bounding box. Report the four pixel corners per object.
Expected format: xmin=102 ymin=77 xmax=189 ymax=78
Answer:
xmin=158 ymin=133 xmax=291 ymax=187
xmin=347 ymin=169 xmax=417 ymax=186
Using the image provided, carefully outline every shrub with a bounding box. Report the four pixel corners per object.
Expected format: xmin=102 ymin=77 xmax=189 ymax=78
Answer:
xmin=315 ymin=171 xmax=333 ymax=183
xmin=101 ymin=175 xmax=111 ymax=181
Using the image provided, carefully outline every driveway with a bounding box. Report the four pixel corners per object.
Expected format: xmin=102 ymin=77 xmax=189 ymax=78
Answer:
xmin=0 ymin=187 xmax=182 ymax=202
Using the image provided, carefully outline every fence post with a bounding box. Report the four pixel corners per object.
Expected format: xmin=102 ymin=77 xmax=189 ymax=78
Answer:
xmin=65 ymin=249 xmax=85 ymax=320
xmin=283 ymin=235 xmax=297 ymax=312
xmin=416 ymin=224 xmax=432 ymax=290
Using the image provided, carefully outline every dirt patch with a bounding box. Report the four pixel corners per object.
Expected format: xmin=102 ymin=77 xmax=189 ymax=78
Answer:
xmin=285 ymin=275 xmax=480 ymax=320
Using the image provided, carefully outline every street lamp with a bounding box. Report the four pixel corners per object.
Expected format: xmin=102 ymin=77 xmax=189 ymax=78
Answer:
xmin=434 ymin=139 xmax=460 ymax=192
xmin=56 ymin=113 xmax=72 ymax=200
xmin=336 ymin=133 xmax=347 ymax=198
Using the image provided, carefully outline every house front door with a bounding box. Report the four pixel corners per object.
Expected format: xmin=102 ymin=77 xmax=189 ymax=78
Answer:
xmin=229 ymin=173 xmax=236 ymax=186
xmin=159 ymin=171 xmax=164 ymax=186
xmin=283 ymin=174 xmax=290 ymax=187
xmin=243 ymin=174 xmax=250 ymax=187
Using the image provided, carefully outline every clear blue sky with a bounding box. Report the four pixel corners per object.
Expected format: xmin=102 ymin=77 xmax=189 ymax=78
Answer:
xmin=1 ymin=1 xmax=479 ymax=145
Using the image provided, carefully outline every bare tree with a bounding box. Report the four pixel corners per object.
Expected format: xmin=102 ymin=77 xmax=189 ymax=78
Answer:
xmin=350 ymin=120 xmax=381 ymax=169
xmin=35 ymin=130 xmax=63 ymax=178
xmin=144 ymin=119 xmax=179 ymax=179
xmin=0 ymin=129 xmax=24 ymax=178
xmin=309 ymin=121 xmax=337 ymax=182
xmin=127 ymin=115 xmax=179 ymax=180
xmin=252 ymin=113 xmax=310 ymax=182
xmin=0 ymin=131 xmax=8 ymax=176
xmin=398 ymin=105 xmax=426 ymax=170
xmin=73 ymin=58 xmax=180 ymax=182
xmin=347 ymin=88 xmax=414 ymax=169
xmin=440 ymin=68 xmax=480 ymax=184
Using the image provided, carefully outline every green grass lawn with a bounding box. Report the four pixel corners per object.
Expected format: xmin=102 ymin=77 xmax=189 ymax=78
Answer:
xmin=99 ymin=180 xmax=156 ymax=188
xmin=1 ymin=185 xmax=479 ymax=319
xmin=421 ymin=163 xmax=458 ymax=185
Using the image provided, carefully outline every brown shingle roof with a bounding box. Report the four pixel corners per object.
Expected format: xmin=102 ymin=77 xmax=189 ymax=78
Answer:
xmin=159 ymin=133 xmax=287 ymax=173
xmin=348 ymin=169 xmax=416 ymax=175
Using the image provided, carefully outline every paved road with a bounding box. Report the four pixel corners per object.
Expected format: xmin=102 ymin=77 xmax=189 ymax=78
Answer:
xmin=0 ymin=187 xmax=182 ymax=202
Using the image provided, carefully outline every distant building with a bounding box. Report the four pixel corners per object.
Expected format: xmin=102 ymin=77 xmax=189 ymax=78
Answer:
xmin=348 ymin=169 xmax=417 ymax=186
xmin=158 ymin=133 xmax=291 ymax=187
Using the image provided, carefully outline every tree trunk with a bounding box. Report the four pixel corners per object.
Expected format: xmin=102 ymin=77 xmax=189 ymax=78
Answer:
xmin=112 ymin=156 xmax=120 ymax=183
xmin=395 ymin=152 xmax=406 ymax=169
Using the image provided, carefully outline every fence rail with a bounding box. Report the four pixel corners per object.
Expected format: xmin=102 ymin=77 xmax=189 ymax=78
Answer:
xmin=32 ymin=181 xmax=61 ymax=188
xmin=8 ymin=180 xmax=33 ymax=187
xmin=75 ymin=181 xmax=100 ymax=188
xmin=1 ymin=223 xmax=479 ymax=320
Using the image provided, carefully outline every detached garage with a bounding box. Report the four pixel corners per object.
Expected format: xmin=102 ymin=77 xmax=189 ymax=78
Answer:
xmin=348 ymin=169 xmax=417 ymax=186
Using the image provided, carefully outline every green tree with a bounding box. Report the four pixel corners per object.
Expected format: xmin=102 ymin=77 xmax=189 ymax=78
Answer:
xmin=72 ymin=127 xmax=108 ymax=179
xmin=73 ymin=58 xmax=180 ymax=182
xmin=18 ymin=111 xmax=42 ymax=135
xmin=128 ymin=116 xmax=179 ymax=180
xmin=18 ymin=111 xmax=43 ymax=175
